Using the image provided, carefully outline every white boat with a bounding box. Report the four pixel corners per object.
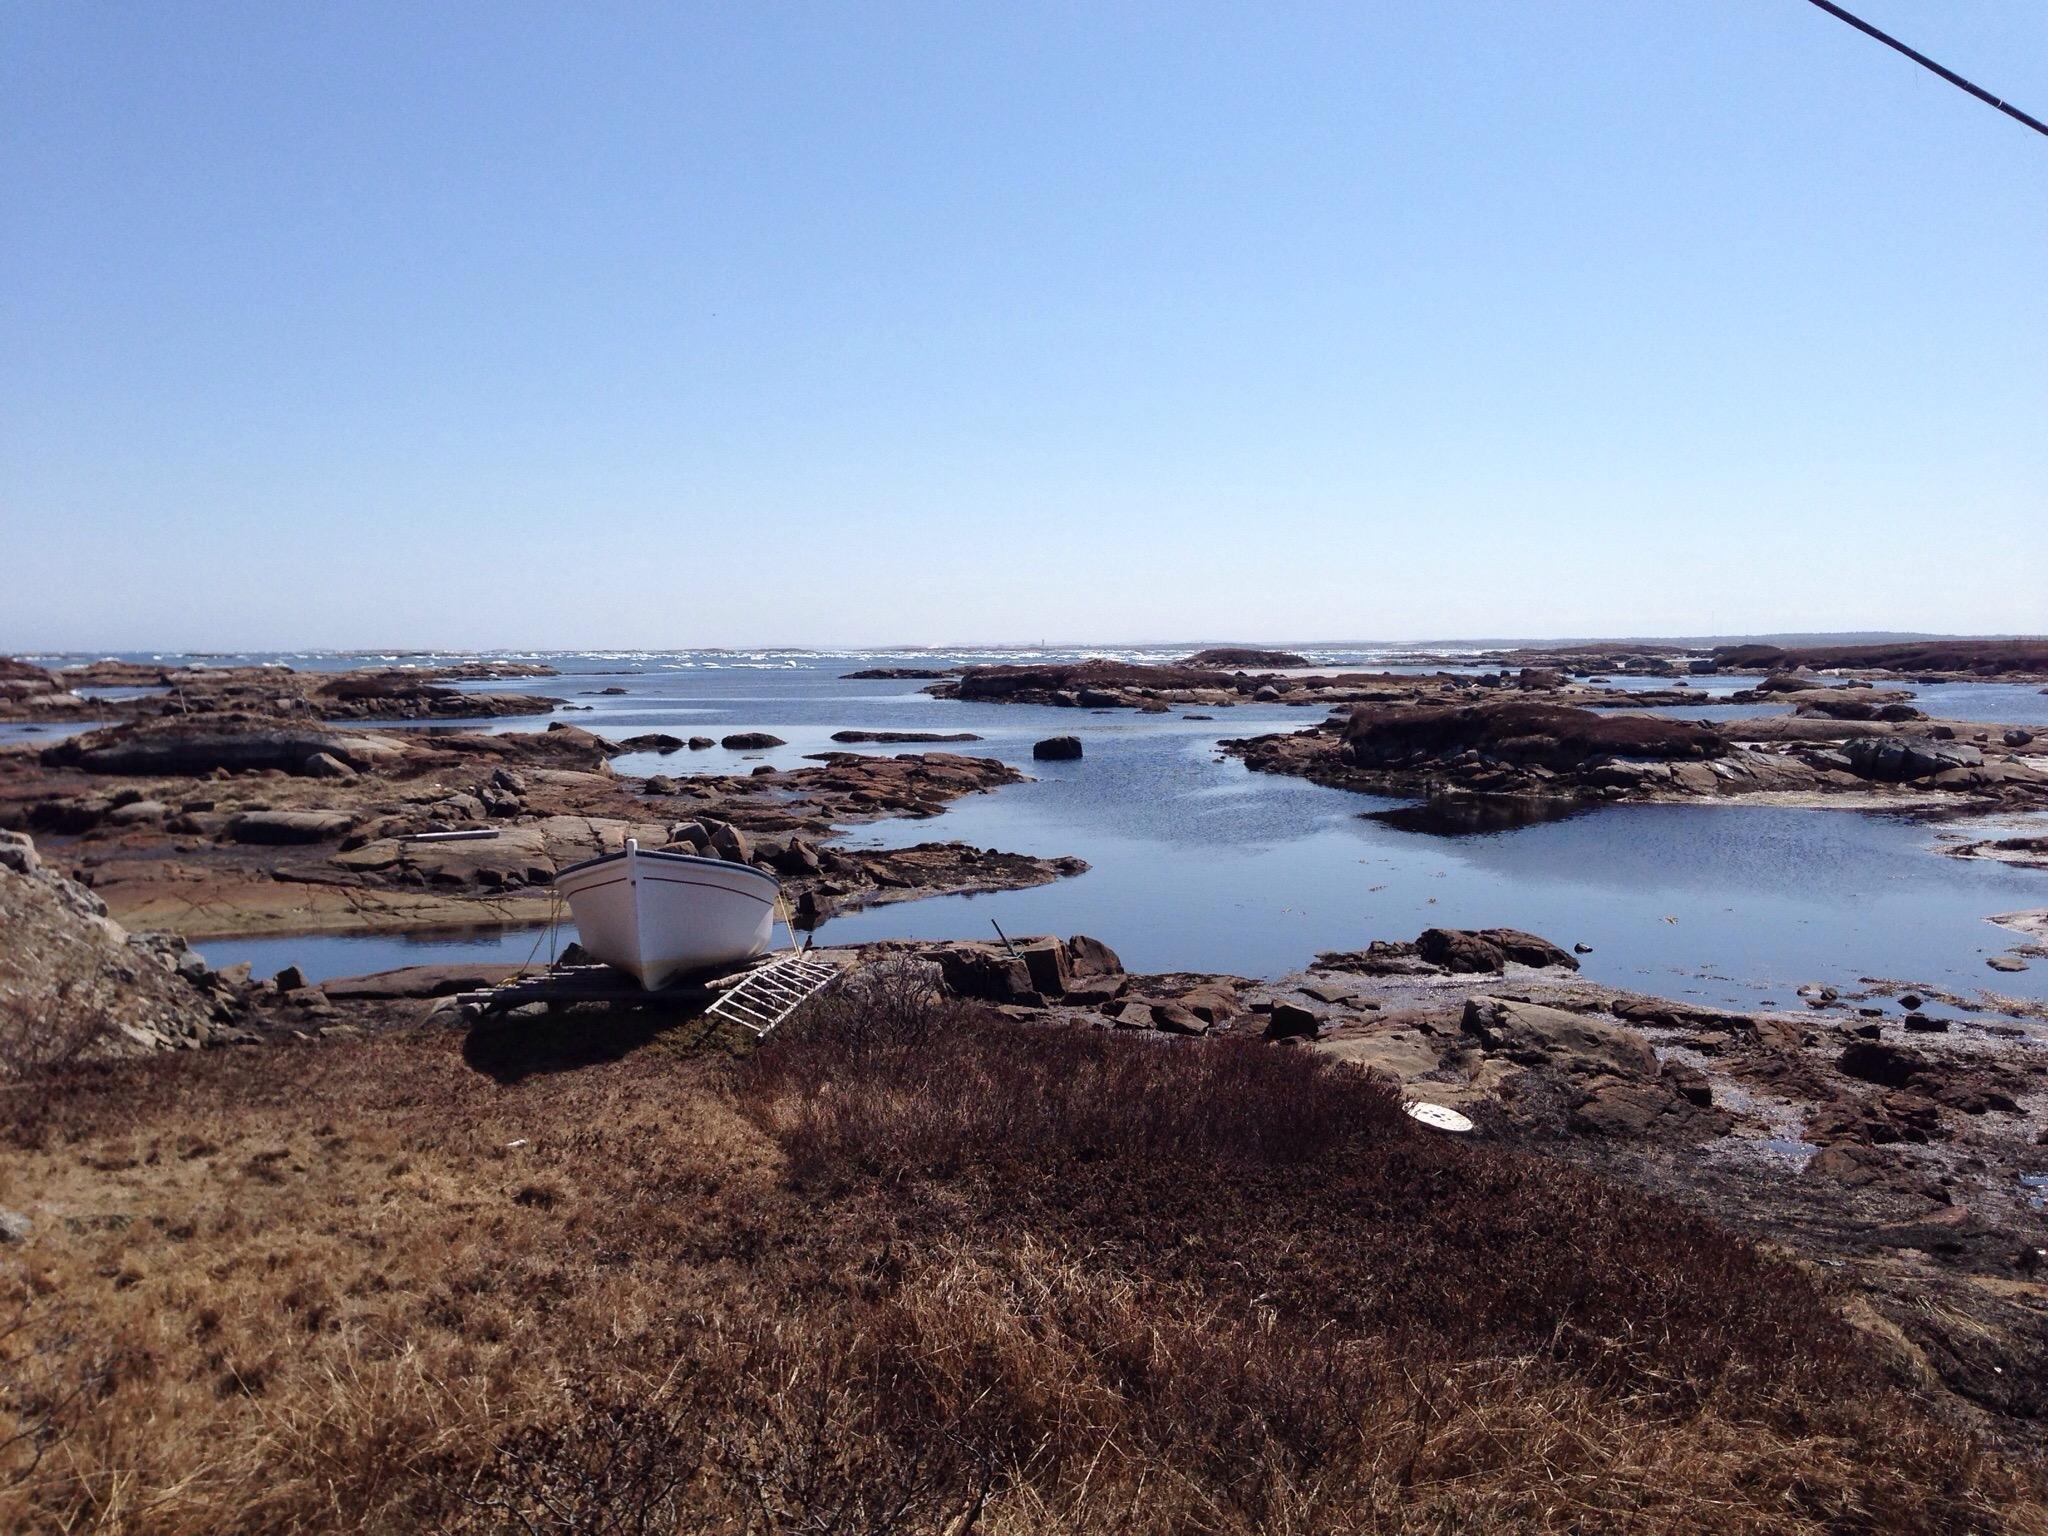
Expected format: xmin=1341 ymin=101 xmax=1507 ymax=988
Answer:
xmin=554 ymin=838 xmax=781 ymax=989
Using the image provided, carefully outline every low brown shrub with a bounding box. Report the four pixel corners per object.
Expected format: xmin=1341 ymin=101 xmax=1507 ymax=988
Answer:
xmin=742 ymin=959 xmax=1405 ymax=1183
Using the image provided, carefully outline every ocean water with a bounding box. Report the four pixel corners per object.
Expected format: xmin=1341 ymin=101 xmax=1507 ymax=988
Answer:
xmin=149 ymin=649 xmax=2048 ymax=1016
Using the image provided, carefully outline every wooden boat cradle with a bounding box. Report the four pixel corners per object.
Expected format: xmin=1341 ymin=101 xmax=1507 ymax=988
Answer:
xmin=453 ymin=950 xmax=850 ymax=1041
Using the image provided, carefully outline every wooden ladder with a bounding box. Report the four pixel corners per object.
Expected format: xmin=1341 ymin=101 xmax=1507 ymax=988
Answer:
xmin=702 ymin=954 xmax=846 ymax=1040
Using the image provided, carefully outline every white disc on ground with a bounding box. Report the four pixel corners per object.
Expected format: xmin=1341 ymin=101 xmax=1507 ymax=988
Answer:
xmin=1404 ymin=1101 xmax=1474 ymax=1134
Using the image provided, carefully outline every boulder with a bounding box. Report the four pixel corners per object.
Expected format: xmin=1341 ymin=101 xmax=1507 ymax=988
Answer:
xmin=1415 ymin=927 xmax=1579 ymax=974
xmin=721 ymin=732 xmax=786 ymax=750
xmin=0 ymin=830 xmax=41 ymax=876
xmin=934 ymin=945 xmax=1037 ymax=1004
xmin=1012 ymin=937 xmax=1071 ymax=998
xmin=301 ymin=752 xmax=357 ymax=779
xmin=1033 ymin=736 xmax=1083 ymax=761
xmin=1263 ymin=1002 xmax=1322 ymax=1041
xmin=1179 ymin=983 xmax=1241 ymax=1025
xmin=1150 ymin=1001 xmax=1210 ymax=1036
xmin=791 ymin=889 xmax=837 ymax=927
xmin=1066 ymin=933 xmax=1124 ymax=978
xmin=1461 ymin=997 xmax=1657 ymax=1078
xmin=2004 ymin=729 xmax=2035 ymax=748
xmin=769 ymin=836 xmax=823 ymax=875
xmin=1104 ymin=997 xmax=1159 ymax=1029
xmin=1843 ymin=737 xmax=1984 ymax=783
xmin=708 ymin=823 xmax=753 ymax=864
xmin=226 ymin=810 xmax=357 ymax=845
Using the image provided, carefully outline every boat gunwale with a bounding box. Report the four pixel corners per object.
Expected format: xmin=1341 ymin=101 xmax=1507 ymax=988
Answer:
xmin=553 ymin=844 xmax=782 ymax=892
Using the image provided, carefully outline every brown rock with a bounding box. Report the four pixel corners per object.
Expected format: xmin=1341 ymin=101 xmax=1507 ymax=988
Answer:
xmin=1179 ymin=984 xmax=1241 ymax=1025
xmin=1264 ymin=1002 xmax=1322 ymax=1041
xmin=227 ymin=810 xmax=357 ymax=845
xmin=1461 ymin=996 xmax=1657 ymax=1078
xmin=1066 ymin=933 xmax=1124 ymax=978
xmin=1150 ymin=1001 xmax=1210 ymax=1036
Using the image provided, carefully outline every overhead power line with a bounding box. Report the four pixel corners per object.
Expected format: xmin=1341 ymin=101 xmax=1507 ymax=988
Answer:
xmin=1800 ymin=0 xmax=2048 ymax=138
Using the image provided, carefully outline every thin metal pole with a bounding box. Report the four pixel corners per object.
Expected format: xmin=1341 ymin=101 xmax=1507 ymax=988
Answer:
xmin=1800 ymin=0 xmax=2048 ymax=139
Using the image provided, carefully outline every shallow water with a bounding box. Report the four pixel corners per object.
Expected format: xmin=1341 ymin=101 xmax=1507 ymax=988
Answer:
xmin=198 ymin=924 xmax=563 ymax=982
xmin=170 ymin=649 xmax=2048 ymax=1014
xmin=0 ymin=719 xmax=111 ymax=747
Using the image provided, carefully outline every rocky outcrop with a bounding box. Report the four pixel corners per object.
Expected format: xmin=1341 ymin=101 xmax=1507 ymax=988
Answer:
xmin=1842 ymin=737 xmax=1985 ymax=782
xmin=1709 ymin=639 xmax=2048 ymax=679
xmin=934 ymin=660 xmax=1249 ymax=711
xmin=1418 ymin=927 xmax=1579 ymax=973
xmin=1460 ymin=996 xmax=1731 ymax=1140
xmin=1179 ymin=647 xmax=1310 ymax=668
xmin=0 ymin=831 xmax=227 ymax=1068
xmin=0 ymin=658 xmax=562 ymax=725
xmin=1033 ymin=736 xmax=1083 ymax=761
xmin=1314 ymin=927 xmax=1580 ymax=976
xmin=43 ymin=716 xmax=410 ymax=776
xmin=926 ymin=934 xmax=1125 ymax=1007
xmin=1229 ymin=699 xmax=2048 ymax=809
xmin=2 ymin=722 xmax=1067 ymax=939
xmin=313 ymin=671 xmax=558 ymax=719
xmin=1461 ymin=996 xmax=1656 ymax=1077
xmin=1345 ymin=702 xmax=1726 ymax=771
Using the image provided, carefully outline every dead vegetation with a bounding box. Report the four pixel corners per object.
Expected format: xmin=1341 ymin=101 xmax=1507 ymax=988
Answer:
xmin=0 ymin=974 xmax=2042 ymax=1533
xmin=0 ymin=932 xmax=128 ymax=1080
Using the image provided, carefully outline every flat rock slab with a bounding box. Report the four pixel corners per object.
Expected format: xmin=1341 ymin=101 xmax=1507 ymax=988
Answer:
xmin=322 ymin=962 xmax=530 ymax=1000
xmin=228 ymin=810 xmax=358 ymax=845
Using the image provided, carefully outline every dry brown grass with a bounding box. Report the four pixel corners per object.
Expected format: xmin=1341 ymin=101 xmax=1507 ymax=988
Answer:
xmin=0 ymin=973 xmax=2042 ymax=1534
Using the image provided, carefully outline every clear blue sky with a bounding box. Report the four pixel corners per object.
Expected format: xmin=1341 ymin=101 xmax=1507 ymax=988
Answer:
xmin=3 ymin=1 xmax=2043 ymax=651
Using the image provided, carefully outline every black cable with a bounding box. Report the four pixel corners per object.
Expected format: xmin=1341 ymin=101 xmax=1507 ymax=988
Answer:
xmin=1800 ymin=0 xmax=2048 ymax=138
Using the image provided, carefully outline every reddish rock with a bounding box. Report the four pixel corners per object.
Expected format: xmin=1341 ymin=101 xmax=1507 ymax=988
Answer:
xmin=1344 ymin=701 xmax=1726 ymax=770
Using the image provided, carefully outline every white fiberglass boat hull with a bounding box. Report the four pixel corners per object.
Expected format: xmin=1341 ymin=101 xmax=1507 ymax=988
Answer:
xmin=554 ymin=841 xmax=780 ymax=990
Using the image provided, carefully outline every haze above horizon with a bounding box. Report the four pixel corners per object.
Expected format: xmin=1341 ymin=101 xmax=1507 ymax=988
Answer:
xmin=4 ymin=1 xmax=2043 ymax=652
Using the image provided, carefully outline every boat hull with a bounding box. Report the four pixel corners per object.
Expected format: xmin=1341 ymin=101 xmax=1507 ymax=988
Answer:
xmin=555 ymin=843 xmax=780 ymax=989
